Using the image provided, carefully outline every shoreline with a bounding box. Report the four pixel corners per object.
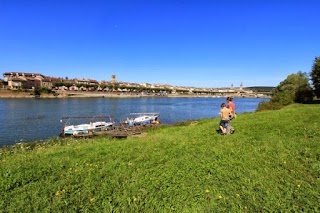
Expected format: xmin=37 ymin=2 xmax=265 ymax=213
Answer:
xmin=0 ymin=90 xmax=270 ymax=99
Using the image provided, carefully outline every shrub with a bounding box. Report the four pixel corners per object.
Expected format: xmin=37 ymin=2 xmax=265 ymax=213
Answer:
xmin=257 ymin=71 xmax=314 ymax=111
xmin=256 ymin=101 xmax=283 ymax=112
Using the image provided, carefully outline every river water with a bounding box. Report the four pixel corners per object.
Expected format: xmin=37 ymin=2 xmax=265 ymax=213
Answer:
xmin=0 ymin=97 xmax=268 ymax=147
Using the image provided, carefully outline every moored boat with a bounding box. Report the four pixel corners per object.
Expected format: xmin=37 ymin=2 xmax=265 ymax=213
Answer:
xmin=60 ymin=116 xmax=115 ymax=136
xmin=127 ymin=113 xmax=160 ymax=125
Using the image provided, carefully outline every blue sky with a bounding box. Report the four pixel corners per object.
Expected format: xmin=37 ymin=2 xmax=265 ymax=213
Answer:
xmin=1 ymin=0 xmax=319 ymax=88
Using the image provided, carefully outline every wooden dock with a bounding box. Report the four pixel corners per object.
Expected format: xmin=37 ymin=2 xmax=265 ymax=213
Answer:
xmin=70 ymin=123 xmax=160 ymax=139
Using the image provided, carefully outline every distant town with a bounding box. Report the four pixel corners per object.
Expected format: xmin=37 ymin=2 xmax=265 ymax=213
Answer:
xmin=0 ymin=72 xmax=273 ymax=98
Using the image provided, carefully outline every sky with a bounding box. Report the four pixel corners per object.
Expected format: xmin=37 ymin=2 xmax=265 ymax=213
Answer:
xmin=1 ymin=0 xmax=319 ymax=88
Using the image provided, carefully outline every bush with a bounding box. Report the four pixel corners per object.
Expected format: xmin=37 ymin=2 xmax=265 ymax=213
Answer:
xmin=257 ymin=71 xmax=314 ymax=111
xmin=33 ymin=87 xmax=57 ymax=96
xmin=256 ymin=101 xmax=283 ymax=111
xmin=294 ymin=85 xmax=314 ymax=103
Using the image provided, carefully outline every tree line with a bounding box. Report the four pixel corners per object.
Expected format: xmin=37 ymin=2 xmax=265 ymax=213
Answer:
xmin=257 ymin=56 xmax=320 ymax=111
xmin=51 ymin=83 xmax=234 ymax=95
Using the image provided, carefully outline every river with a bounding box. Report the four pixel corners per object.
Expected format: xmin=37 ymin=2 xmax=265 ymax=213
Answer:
xmin=0 ymin=97 xmax=268 ymax=147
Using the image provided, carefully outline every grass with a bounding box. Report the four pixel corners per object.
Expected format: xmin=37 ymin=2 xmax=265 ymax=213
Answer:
xmin=1 ymin=104 xmax=320 ymax=212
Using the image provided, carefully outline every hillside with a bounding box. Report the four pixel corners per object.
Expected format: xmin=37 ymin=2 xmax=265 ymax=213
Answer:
xmin=245 ymin=86 xmax=275 ymax=93
xmin=1 ymin=104 xmax=319 ymax=212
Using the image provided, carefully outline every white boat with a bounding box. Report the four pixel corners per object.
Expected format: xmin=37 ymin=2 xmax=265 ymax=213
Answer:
xmin=60 ymin=116 xmax=115 ymax=136
xmin=128 ymin=113 xmax=160 ymax=125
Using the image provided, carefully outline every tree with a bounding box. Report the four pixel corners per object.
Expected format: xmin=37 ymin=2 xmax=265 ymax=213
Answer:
xmin=271 ymin=71 xmax=313 ymax=105
xmin=257 ymin=71 xmax=313 ymax=111
xmin=34 ymin=87 xmax=41 ymax=96
xmin=310 ymin=56 xmax=320 ymax=98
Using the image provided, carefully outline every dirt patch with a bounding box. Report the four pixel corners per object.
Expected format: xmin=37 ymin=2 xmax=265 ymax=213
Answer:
xmin=129 ymin=132 xmax=148 ymax=138
xmin=0 ymin=90 xmax=33 ymax=98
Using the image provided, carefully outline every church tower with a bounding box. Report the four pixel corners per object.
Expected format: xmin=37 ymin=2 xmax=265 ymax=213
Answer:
xmin=240 ymin=82 xmax=243 ymax=91
xmin=111 ymin=74 xmax=116 ymax=84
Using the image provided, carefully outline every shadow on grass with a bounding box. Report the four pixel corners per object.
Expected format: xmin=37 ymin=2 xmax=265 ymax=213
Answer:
xmin=312 ymin=100 xmax=320 ymax=104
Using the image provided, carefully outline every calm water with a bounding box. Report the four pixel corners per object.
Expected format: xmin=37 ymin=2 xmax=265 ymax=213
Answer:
xmin=0 ymin=97 xmax=268 ymax=147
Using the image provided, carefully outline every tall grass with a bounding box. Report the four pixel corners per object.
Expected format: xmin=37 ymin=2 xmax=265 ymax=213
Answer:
xmin=1 ymin=104 xmax=319 ymax=212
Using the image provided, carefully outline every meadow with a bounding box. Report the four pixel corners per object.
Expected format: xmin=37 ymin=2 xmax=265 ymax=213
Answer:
xmin=1 ymin=104 xmax=319 ymax=212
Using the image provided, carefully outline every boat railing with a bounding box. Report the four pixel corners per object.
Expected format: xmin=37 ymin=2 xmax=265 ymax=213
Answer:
xmin=60 ymin=115 xmax=115 ymax=126
xmin=125 ymin=112 xmax=161 ymax=126
xmin=129 ymin=112 xmax=160 ymax=116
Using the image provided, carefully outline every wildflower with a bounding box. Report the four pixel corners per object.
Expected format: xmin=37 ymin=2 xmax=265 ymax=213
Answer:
xmin=55 ymin=189 xmax=65 ymax=197
xmin=205 ymin=189 xmax=210 ymax=193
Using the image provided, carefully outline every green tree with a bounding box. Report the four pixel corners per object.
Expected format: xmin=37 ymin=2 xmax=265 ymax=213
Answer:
xmin=34 ymin=87 xmax=41 ymax=96
xmin=310 ymin=56 xmax=320 ymax=98
xmin=272 ymin=71 xmax=313 ymax=104
xmin=257 ymin=71 xmax=313 ymax=111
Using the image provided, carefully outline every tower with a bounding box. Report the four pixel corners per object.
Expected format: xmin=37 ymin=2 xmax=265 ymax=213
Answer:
xmin=240 ymin=82 xmax=243 ymax=90
xmin=111 ymin=74 xmax=116 ymax=84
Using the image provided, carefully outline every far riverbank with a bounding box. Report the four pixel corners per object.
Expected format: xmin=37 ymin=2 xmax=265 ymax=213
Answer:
xmin=0 ymin=90 xmax=271 ymax=99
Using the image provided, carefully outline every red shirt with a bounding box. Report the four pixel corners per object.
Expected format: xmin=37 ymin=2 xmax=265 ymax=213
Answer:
xmin=227 ymin=102 xmax=235 ymax=115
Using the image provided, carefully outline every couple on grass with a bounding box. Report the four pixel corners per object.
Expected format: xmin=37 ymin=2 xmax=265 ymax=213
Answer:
xmin=219 ymin=97 xmax=236 ymax=135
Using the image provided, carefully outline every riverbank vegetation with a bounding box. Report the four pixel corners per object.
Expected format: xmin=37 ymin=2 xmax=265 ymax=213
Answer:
xmin=257 ymin=57 xmax=320 ymax=111
xmin=1 ymin=104 xmax=319 ymax=212
xmin=257 ymin=71 xmax=314 ymax=111
xmin=33 ymin=87 xmax=58 ymax=97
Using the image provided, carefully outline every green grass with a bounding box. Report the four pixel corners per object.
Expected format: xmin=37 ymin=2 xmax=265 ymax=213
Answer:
xmin=1 ymin=104 xmax=320 ymax=212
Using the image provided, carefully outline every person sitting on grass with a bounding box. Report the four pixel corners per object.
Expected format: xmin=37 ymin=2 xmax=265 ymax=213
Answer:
xmin=219 ymin=103 xmax=230 ymax=135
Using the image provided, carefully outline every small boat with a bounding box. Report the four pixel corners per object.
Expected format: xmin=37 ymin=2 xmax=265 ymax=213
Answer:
xmin=60 ymin=116 xmax=115 ymax=136
xmin=127 ymin=113 xmax=160 ymax=125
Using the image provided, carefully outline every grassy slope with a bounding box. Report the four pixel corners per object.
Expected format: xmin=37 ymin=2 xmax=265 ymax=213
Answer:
xmin=1 ymin=104 xmax=319 ymax=212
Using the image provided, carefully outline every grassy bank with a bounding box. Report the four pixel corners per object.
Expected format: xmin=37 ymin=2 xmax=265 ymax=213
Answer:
xmin=1 ymin=104 xmax=319 ymax=212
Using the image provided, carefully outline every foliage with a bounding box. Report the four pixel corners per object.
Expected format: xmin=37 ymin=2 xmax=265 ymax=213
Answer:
xmin=256 ymin=101 xmax=283 ymax=112
xmin=1 ymin=104 xmax=320 ymax=212
xmin=53 ymin=82 xmax=73 ymax=88
xmin=176 ymin=89 xmax=189 ymax=93
xmin=33 ymin=87 xmax=41 ymax=96
xmin=52 ymin=82 xmax=173 ymax=94
xmin=245 ymin=86 xmax=275 ymax=93
xmin=257 ymin=72 xmax=313 ymax=111
xmin=310 ymin=56 xmax=320 ymax=98
xmin=273 ymin=71 xmax=313 ymax=104
xmin=295 ymin=84 xmax=314 ymax=103
xmin=33 ymin=87 xmax=56 ymax=96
